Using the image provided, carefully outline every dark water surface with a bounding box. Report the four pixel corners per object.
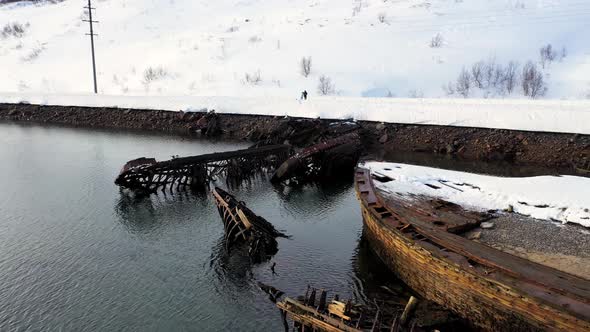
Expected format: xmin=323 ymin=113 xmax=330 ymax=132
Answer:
xmin=0 ymin=123 xmax=402 ymax=331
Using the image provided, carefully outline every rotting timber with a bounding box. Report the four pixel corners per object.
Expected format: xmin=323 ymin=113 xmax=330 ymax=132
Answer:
xmin=271 ymin=132 xmax=362 ymax=183
xmin=212 ymin=187 xmax=287 ymax=263
xmin=260 ymin=283 xmax=400 ymax=332
xmin=115 ymin=145 xmax=291 ymax=194
xmin=354 ymin=167 xmax=590 ymax=331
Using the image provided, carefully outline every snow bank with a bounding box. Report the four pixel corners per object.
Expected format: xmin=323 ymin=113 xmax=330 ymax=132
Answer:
xmin=2 ymin=93 xmax=590 ymax=135
xmin=364 ymin=161 xmax=590 ymax=228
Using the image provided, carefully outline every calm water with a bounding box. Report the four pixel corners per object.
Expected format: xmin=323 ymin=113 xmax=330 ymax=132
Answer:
xmin=0 ymin=123 xmax=403 ymax=331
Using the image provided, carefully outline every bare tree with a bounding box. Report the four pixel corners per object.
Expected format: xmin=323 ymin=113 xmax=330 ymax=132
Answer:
xmin=430 ymin=33 xmax=443 ymax=48
xmin=492 ymin=63 xmax=505 ymax=88
xmin=317 ymin=75 xmax=335 ymax=95
xmin=456 ymin=67 xmax=472 ymax=98
xmin=522 ymin=61 xmax=546 ymax=98
xmin=300 ymin=56 xmax=312 ymax=77
xmin=504 ymin=61 xmax=519 ymax=94
xmin=483 ymin=57 xmax=496 ymax=88
xmin=471 ymin=61 xmax=484 ymax=89
xmin=539 ymin=44 xmax=557 ymax=68
xmin=560 ymin=47 xmax=568 ymax=61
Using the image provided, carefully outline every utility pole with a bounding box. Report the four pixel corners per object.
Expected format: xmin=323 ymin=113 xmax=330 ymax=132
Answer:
xmin=83 ymin=0 xmax=98 ymax=94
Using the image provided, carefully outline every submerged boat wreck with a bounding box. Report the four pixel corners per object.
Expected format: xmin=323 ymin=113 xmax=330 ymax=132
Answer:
xmin=212 ymin=187 xmax=287 ymax=263
xmin=115 ymin=145 xmax=291 ymax=193
xmin=271 ymin=132 xmax=361 ymax=183
xmin=354 ymin=167 xmax=590 ymax=331
xmin=260 ymin=283 xmax=403 ymax=332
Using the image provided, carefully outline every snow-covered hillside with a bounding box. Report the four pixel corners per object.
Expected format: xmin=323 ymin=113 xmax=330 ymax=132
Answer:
xmin=1 ymin=0 xmax=589 ymax=99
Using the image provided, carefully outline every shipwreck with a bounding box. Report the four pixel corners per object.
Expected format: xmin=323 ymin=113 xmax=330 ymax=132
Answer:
xmin=271 ymin=132 xmax=362 ymax=183
xmin=212 ymin=187 xmax=287 ymax=263
xmin=354 ymin=167 xmax=590 ymax=331
xmin=258 ymin=283 xmax=435 ymax=332
xmin=115 ymin=145 xmax=291 ymax=193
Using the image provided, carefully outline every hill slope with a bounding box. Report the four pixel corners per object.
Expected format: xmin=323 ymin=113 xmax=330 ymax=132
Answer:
xmin=1 ymin=0 xmax=589 ymax=98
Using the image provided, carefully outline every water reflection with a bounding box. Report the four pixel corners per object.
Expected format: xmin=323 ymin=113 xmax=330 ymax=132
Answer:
xmin=273 ymin=179 xmax=354 ymax=220
xmin=207 ymin=236 xmax=256 ymax=295
xmin=350 ymin=234 xmax=411 ymax=307
xmin=114 ymin=189 xmax=210 ymax=234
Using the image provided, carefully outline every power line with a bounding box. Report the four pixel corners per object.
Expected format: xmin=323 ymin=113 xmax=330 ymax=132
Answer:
xmin=83 ymin=0 xmax=99 ymax=94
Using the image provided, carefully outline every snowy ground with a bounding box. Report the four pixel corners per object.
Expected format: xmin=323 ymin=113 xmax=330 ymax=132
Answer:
xmin=1 ymin=0 xmax=590 ymax=99
xmin=364 ymin=161 xmax=590 ymax=228
xmin=2 ymin=92 xmax=590 ymax=135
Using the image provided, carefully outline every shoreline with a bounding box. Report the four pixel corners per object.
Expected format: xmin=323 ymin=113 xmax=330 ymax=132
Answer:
xmin=1 ymin=102 xmax=589 ymax=175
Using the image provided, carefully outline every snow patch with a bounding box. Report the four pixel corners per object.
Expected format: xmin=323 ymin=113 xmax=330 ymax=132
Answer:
xmin=364 ymin=161 xmax=590 ymax=228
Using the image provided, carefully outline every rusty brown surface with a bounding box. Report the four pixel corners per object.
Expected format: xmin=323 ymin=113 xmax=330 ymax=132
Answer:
xmin=271 ymin=132 xmax=361 ymax=182
xmin=354 ymin=168 xmax=590 ymax=331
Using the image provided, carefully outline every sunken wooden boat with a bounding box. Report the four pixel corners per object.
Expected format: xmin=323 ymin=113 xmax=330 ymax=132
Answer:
xmin=212 ymin=187 xmax=287 ymax=263
xmin=115 ymin=144 xmax=291 ymax=193
xmin=271 ymin=132 xmax=361 ymax=183
xmin=354 ymin=167 xmax=590 ymax=331
xmin=259 ymin=283 xmax=403 ymax=332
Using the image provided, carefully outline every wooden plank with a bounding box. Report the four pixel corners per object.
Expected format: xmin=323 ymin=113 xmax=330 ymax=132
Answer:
xmin=280 ymin=298 xmax=361 ymax=332
xmin=237 ymin=209 xmax=253 ymax=229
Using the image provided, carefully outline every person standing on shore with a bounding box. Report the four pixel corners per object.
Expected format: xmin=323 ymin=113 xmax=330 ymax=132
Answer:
xmin=301 ymin=90 xmax=308 ymax=100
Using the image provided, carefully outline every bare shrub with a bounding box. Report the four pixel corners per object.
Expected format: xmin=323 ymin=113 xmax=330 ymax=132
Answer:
xmin=244 ymin=70 xmax=262 ymax=85
xmin=456 ymin=67 xmax=472 ymax=98
xmin=1 ymin=22 xmax=28 ymax=39
xmin=442 ymin=82 xmax=455 ymax=96
xmin=471 ymin=61 xmax=484 ymax=89
xmin=408 ymin=89 xmax=424 ymax=98
xmin=377 ymin=12 xmax=387 ymax=23
xmin=300 ymin=56 xmax=312 ymax=77
xmin=539 ymin=44 xmax=557 ymax=68
xmin=21 ymin=46 xmax=44 ymax=62
xmin=248 ymin=35 xmax=262 ymax=43
xmin=522 ymin=61 xmax=546 ymax=98
xmin=226 ymin=26 xmax=239 ymax=33
xmin=430 ymin=33 xmax=443 ymax=48
xmin=143 ymin=66 xmax=169 ymax=84
xmin=317 ymin=75 xmax=335 ymax=95
xmin=504 ymin=61 xmax=519 ymax=94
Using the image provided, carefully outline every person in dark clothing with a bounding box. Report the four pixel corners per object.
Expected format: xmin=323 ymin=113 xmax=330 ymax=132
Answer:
xmin=301 ymin=90 xmax=308 ymax=100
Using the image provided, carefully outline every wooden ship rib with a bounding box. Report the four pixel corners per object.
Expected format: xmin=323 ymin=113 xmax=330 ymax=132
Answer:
xmin=354 ymin=167 xmax=590 ymax=331
xmin=212 ymin=187 xmax=287 ymax=263
xmin=271 ymin=132 xmax=361 ymax=183
xmin=115 ymin=145 xmax=291 ymax=193
xmin=258 ymin=283 xmax=414 ymax=332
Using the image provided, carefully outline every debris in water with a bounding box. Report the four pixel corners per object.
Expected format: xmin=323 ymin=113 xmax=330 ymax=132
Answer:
xmin=271 ymin=132 xmax=361 ymax=184
xmin=212 ymin=187 xmax=288 ymax=263
xmin=115 ymin=145 xmax=291 ymax=194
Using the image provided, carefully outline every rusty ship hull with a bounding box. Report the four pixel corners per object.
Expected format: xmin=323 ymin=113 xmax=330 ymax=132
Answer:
xmin=354 ymin=167 xmax=590 ymax=331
